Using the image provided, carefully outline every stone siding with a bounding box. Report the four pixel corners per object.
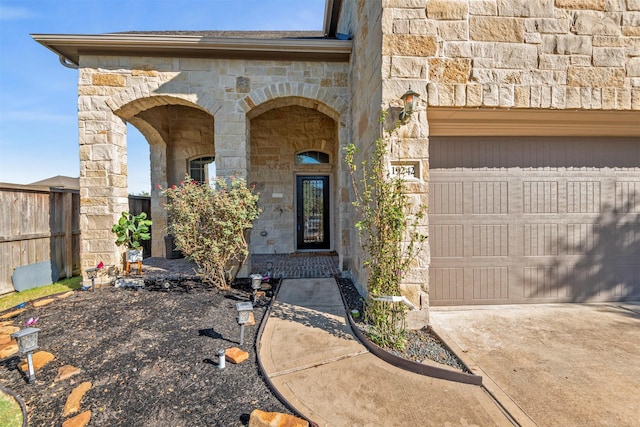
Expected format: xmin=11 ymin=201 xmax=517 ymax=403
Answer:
xmin=77 ymin=56 xmax=349 ymax=274
xmin=378 ymin=0 xmax=640 ymax=110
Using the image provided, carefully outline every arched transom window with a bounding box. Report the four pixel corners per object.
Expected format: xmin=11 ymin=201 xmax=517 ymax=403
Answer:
xmin=296 ymin=151 xmax=329 ymax=164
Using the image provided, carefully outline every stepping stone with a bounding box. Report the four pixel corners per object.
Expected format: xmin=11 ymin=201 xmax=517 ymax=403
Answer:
xmin=0 ymin=343 xmax=18 ymax=359
xmin=19 ymin=351 xmax=55 ymax=372
xmin=0 ymin=334 xmax=15 ymax=345
xmin=33 ymin=298 xmax=55 ymax=308
xmin=62 ymin=410 xmax=91 ymax=427
xmin=225 ymin=347 xmax=249 ymax=364
xmin=55 ymin=365 xmax=81 ymax=382
xmin=0 ymin=309 xmax=26 ymax=319
xmin=63 ymin=382 xmax=92 ymax=416
xmin=57 ymin=291 xmax=75 ymax=299
xmin=249 ymin=409 xmax=309 ymax=427
xmin=245 ymin=311 xmax=256 ymax=326
xmin=0 ymin=320 xmax=14 ymax=327
xmin=0 ymin=325 xmax=19 ymax=335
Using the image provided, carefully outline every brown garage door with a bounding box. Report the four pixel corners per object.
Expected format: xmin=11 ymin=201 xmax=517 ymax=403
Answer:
xmin=429 ymin=136 xmax=640 ymax=305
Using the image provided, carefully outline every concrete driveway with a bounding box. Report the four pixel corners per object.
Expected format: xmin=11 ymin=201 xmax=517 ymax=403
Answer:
xmin=430 ymin=302 xmax=640 ymax=427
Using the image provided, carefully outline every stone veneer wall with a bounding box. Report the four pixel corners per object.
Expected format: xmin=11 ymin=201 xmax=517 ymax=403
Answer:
xmin=249 ymin=104 xmax=338 ymax=254
xmin=338 ymin=0 xmax=387 ymax=298
xmin=77 ymin=55 xmax=349 ymax=275
xmin=342 ymin=0 xmax=639 ymax=326
xmin=384 ymin=0 xmax=640 ymax=110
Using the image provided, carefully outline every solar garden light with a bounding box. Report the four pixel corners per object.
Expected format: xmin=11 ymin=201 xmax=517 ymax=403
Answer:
xmin=11 ymin=328 xmax=41 ymax=384
xmin=235 ymin=302 xmax=254 ymax=346
xmin=85 ymin=267 xmax=98 ymax=291
xmin=250 ymin=274 xmax=262 ymax=303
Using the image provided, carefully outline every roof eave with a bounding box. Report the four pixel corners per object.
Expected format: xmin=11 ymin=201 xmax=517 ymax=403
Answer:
xmin=32 ymin=33 xmax=352 ymax=66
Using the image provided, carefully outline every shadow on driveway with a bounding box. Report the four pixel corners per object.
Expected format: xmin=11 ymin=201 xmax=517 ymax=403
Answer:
xmin=430 ymin=302 xmax=640 ymax=427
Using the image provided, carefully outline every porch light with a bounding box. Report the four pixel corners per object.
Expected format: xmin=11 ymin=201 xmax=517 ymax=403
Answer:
xmin=400 ymin=87 xmax=420 ymax=123
xmin=236 ymin=302 xmax=254 ymax=346
xmin=11 ymin=327 xmax=41 ymax=384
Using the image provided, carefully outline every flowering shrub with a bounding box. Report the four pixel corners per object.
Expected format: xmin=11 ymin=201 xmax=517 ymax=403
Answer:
xmin=163 ymin=177 xmax=261 ymax=288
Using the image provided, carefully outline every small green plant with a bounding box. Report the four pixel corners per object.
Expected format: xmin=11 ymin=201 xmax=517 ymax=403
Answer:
xmin=344 ymin=111 xmax=427 ymax=350
xmin=164 ymin=177 xmax=261 ymax=288
xmin=111 ymin=212 xmax=152 ymax=250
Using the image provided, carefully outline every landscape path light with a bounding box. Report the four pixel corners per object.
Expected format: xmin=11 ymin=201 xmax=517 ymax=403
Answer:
xmin=235 ymin=302 xmax=254 ymax=346
xmin=250 ymin=274 xmax=262 ymax=303
xmin=11 ymin=327 xmax=41 ymax=384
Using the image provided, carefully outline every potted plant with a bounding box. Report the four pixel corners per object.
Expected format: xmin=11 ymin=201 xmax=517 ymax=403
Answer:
xmin=112 ymin=212 xmax=152 ymax=263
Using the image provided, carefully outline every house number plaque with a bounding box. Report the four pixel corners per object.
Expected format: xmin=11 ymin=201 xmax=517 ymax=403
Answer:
xmin=390 ymin=162 xmax=419 ymax=180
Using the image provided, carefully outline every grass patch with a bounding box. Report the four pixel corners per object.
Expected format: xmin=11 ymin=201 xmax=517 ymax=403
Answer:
xmin=0 ymin=276 xmax=82 ymax=312
xmin=0 ymin=389 xmax=23 ymax=427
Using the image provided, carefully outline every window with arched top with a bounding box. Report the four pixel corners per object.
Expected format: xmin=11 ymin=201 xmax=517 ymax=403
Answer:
xmin=296 ymin=151 xmax=330 ymax=164
xmin=189 ymin=156 xmax=215 ymax=184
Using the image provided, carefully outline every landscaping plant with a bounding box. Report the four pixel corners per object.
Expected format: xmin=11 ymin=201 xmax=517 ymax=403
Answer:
xmin=111 ymin=212 xmax=152 ymax=250
xmin=164 ymin=177 xmax=261 ymax=288
xmin=344 ymin=111 xmax=427 ymax=350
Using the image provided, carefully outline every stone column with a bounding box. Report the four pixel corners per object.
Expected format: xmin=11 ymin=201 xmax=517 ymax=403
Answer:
xmin=381 ymin=2 xmax=431 ymax=327
xmin=78 ymin=104 xmax=129 ymax=278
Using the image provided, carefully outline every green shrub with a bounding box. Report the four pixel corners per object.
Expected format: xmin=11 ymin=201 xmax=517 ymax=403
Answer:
xmin=164 ymin=177 xmax=261 ymax=288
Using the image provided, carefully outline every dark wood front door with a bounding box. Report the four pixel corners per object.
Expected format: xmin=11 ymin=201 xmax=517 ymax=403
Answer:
xmin=296 ymin=176 xmax=330 ymax=250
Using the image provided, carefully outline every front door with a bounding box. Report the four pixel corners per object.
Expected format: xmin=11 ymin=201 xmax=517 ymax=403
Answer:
xmin=296 ymin=176 xmax=330 ymax=250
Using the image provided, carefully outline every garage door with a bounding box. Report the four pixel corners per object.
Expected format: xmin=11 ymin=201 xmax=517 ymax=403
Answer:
xmin=429 ymin=136 xmax=640 ymax=305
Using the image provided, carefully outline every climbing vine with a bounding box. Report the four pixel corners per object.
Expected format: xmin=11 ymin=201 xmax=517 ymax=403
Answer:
xmin=344 ymin=111 xmax=427 ymax=349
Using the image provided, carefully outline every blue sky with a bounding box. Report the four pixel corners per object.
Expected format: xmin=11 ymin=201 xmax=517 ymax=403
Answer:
xmin=0 ymin=0 xmax=326 ymax=193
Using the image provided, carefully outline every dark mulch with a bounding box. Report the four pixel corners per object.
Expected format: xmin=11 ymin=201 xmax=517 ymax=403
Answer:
xmin=335 ymin=277 xmax=467 ymax=371
xmin=1 ymin=275 xmax=467 ymax=427
xmin=0 ymin=279 xmax=290 ymax=427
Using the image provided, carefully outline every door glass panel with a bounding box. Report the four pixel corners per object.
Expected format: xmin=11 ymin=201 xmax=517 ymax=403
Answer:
xmin=297 ymin=176 xmax=330 ymax=250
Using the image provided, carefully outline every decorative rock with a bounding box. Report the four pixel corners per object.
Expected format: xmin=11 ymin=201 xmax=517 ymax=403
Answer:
xmin=0 ymin=309 xmax=26 ymax=319
xmin=245 ymin=311 xmax=256 ymax=326
xmin=249 ymin=409 xmax=309 ymax=427
xmin=33 ymin=298 xmax=55 ymax=308
xmin=0 ymin=343 xmax=18 ymax=359
xmin=62 ymin=410 xmax=92 ymax=427
xmin=57 ymin=291 xmax=76 ymax=299
xmin=55 ymin=365 xmax=82 ymax=382
xmin=19 ymin=351 xmax=55 ymax=372
xmin=114 ymin=278 xmax=145 ymax=289
xmin=225 ymin=347 xmax=249 ymax=364
xmin=0 ymin=334 xmax=15 ymax=345
xmin=0 ymin=325 xmax=19 ymax=335
xmin=63 ymin=382 xmax=92 ymax=416
xmin=0 ymin=320 xmax=13 ymax=327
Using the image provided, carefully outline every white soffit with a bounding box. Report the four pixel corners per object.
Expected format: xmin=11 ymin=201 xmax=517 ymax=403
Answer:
xmin=428 ymin=108 xmax=640 ymax=137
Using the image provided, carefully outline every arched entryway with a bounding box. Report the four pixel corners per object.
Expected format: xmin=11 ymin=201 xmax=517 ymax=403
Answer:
xmin=115 ymin=96 xmax=215 ymax=257
xmin=247 ymin=98 xmax=339 ymax=256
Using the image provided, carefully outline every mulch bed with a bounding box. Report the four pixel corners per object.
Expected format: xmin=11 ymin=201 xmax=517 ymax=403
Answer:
xmin=0 ymin=279 xmax=291 ymax=427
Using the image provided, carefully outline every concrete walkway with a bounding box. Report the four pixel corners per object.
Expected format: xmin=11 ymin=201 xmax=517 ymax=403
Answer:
xmin=258 ymin=278 xmax=513 ymax=426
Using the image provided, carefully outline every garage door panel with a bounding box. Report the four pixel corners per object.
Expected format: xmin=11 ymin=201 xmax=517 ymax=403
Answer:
xmin=430 ymin=136 xmax=640 ymax=305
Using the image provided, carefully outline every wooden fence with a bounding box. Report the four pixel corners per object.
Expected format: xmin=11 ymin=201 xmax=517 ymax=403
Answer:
xmin=0 ymin=183 xmax=150 ymax=295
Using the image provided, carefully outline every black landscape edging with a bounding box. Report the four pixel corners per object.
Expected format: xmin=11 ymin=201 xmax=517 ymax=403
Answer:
xmin=335 ymin=279 xmax=483 ymax=386
xmin=0 ymin=384 xmax=28 ymax=427
xmin=254 ymin=279 xmax=319 ymax=427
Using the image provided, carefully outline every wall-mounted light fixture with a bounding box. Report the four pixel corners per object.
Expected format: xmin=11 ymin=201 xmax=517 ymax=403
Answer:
xmin=399 ymin=87 xmax=420 ymax=123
